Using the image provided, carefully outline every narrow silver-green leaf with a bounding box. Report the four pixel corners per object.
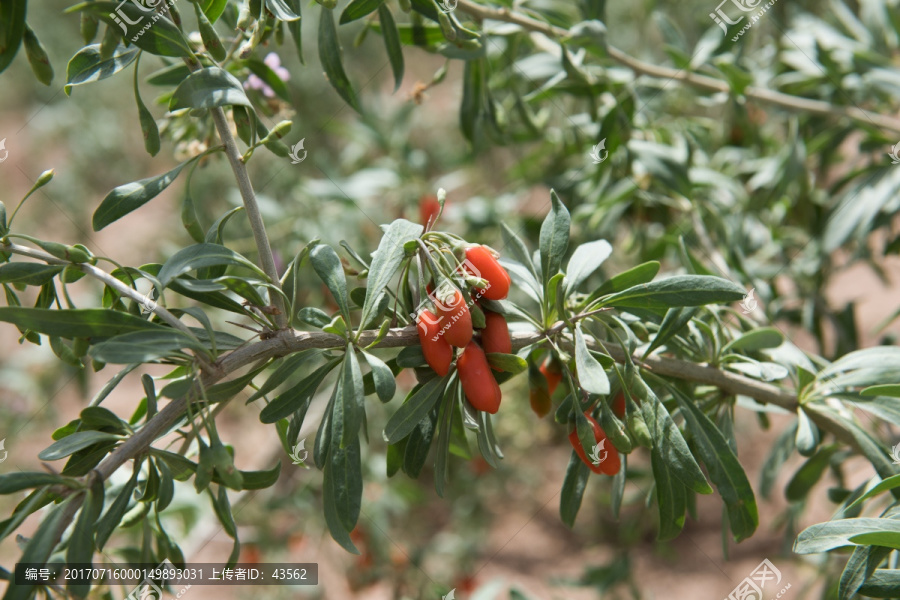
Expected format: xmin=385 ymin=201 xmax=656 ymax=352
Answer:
xmin=384 ymin=375 xmax=446 ymax=443
xmin=360 ymin=219 xmax=422 ymax=327
xmin=598 ymin=275 xmax=746 ymax=309
xmin=39 ymin=431 xmax=120 ymax=461
xmin=378 ymin=4 xmax=404 ymax=91
xmin=319 ymin=7 xmax=361 ymax=112
xmin=169 ymin=66 xmax=252 ymax=111
xmin=65 ymin=44 xmax=139 ymax=94
xmin=539 ymin=190 xmax=570 ymax=288
xmin=311 ymin=244 xmax=352 ymax=323
xmin=574 ymin=325 xmax=610 ymax=395
xmin=93 ymin=160 xmax=192 ymax=231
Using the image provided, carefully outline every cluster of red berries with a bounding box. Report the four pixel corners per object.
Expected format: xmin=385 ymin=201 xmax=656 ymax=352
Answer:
xmin=415 ymin=245 xmax=512 ymax=414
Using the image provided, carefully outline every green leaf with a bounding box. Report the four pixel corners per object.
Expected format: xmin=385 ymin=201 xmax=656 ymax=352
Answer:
xmin=0 ymin=307 xmax=164 ymax=340
xmin=158 ymin=243 xmax=266 ymax=287
xmin=560 ymin=451 xmax=590 ymax=528
xmin=200 ymin=0 xmax=228 ymax=22
xmin=362 ymin=350 xmax=396 ymax=401
xmin=760 ymin=422 xmax=796 ymax=499
xmin=0 ymin=263 xmax=63 ymax=286
xmin=267 ymin=0 xmax=301 ymax=20
xmin=645 ymin=306 xmax=698 ymax=356
xmin=0 ymin=0 xmax=26 ymax=75
xmin=403 ymin=412 xmax=436 ymax=478
xmin=588 ymin=261 xmax=660 ymax=300
xmin=24 ymin=32 xmax=56 ymax=85
xmin=248 ymin=349 xmax=324 ymax=402
xmin=67 ymin=2 xmax=192 ymax=58
xmin=795 ymin=518 xmax=900 ymax=554
xmin=90 ymin=330 xmax=207 ymax=363
xmin=340 ymin=0 xmax=384 ymax=23
xmin=651 ymin=446 xmax=687 ymax=541
xmin=840 ymin=545 xmax=892 ymax=600
xmin=93 ymin=160 xmax=193 ymax=231
xmin=859 ymin=569 xmax=900 ymax=597
xmin=500 ymin=222 xmax=539 ymax=281
xmin=335 ymin=346 xmax=365 ymax=447
xmin=5 ymin=498 xmax=74 ymax=600
xmin=0 ymin=472 xmax=77 ymax=495
xmin=319 ymin=7 xmax=361 ymax=112
xmin=65 ymin=43 xmax=139 ymax=94
xmin=795 ymin=407 xmax=820 ymax=456
xmin=574 ymin=325 xmax=610 ymax=394
xmin=785 ymin=445 xmax=839 ymax=502
xmin=67 ymin=476 xmax=104 ymax=597
xmin=675 ymin=393 xmax=758 ymax=542
xmin=597 ymin=275 xmax=746 ymax=309
xmin=539 ymin=190 xmax=570 ymax=288
xmin=384 ymin=375 xmax=446 ymax=443
xmin=134 ymin=53 xmax=160 ymax=157
xmin=38 ymin=431 xmax=120 ymax=461
xmin=378 ymin=4 xmax=404 ymax=92
xmin=639 ymin=381 xmax=712 ymax=494
xmin=849 ymin=474 xmax=900 ymax=509
xmin=360 ymin=219 xmax=422 ymax=328
xmin=862 ymin=384 xmax=900 ymax=397
xmin=169 ymin=66 xmax=252 ymax=111
xmin=96 ymin=464 xmax=140 ymax=550
xmin=565 ymin=239 xmax=612 ymax=295
xmin=258 ymin=359 xmax=337 ymax=423
xmin=285 ymin=0 xmax=303 ymax=63
xmin=311 ymin=244 xmax=352 ymax=323
xmin=220 ymin=461 xmax=281 ymax=490
xmin=322 ymin=438 xmax=361 ymax=554
xmin=722 ymin=327 xmax=785 ymax=353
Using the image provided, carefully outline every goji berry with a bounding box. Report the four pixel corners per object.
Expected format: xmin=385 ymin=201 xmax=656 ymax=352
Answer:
xmin=416 ymin=310 xmax=453 ymax=376
xmin=457 ymin=341 xmax=502 ymax=414
xmin=539 ymin=356 xmax=563 ymax=396
xmin=480 ymin=311 xmax=511 ymax=358
xmin=613 ymin=391 xmax=626 ymax=419
xmin=435 ymin=287 xmax=473 ymax=348
xmin=568 ymin=412 xmax=621 ymax=475
xmin=464 ymin=245 xmax=511 ymax=301
xmin=420 ymin=194 xmax=441 ymax=226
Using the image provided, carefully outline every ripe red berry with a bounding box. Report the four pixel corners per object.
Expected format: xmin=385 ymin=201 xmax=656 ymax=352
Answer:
xmin=464 ymin=245 xmax=511 ymax=301
xmin=480 ymin=311 xmax=511 ymax=358
xmin=416 ymin=310 xmax=453 ymax=376
xmin=613 ymin=391 xmax=626 ymax=419
xmin=434 ymin=287 xmax=473 ymax=348
xmin=457 ymin=342 xmax=502 ymax=414
xmin=568 ymin=413 xmax=621 ymax=475
xmin=539 ymin=357 xmax=563 ymax=396
xmin=420 ymin=194 xmax=441 ymax=226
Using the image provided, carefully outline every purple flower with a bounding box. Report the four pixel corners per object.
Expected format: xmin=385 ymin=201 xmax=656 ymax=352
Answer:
xmin=244 ymin=53 xmax=290 ymax=98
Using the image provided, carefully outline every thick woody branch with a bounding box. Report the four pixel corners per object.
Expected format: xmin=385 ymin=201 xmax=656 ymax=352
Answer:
xmin=455 ymin=0 xmax=900 ymax=135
